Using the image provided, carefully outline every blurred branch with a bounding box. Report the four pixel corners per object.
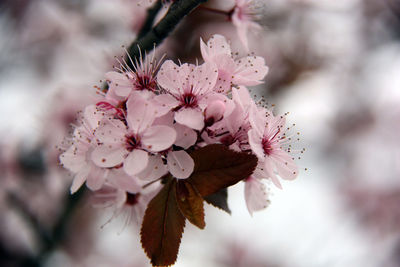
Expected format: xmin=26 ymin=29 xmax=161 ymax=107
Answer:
xmin=127 ymin=0 xmax=208 ymax=68
xmin=137 ymin=0 xmax=163 ymax=40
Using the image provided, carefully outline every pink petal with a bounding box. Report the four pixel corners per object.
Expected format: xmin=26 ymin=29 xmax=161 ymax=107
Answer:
xmin=70 ymin=166 xmax=90 ymax=193
xmin=157 ymin=60 xmax=190 ymax=96
xmin=137 ymin=155 xmax=168 ymax=181
xmin=191 ymin=62 xmax=218 ymax=95
xmin=248 ymin=129 xmax=264 ymax=159
xmin=249 ymin=105 xmax=267 ymax=137
xmin=86 ymin=165 xmax=107 ymax=191
xmin=271 ymin=150 xmax=298 ymax=180
xmin=245 ymin=176 xmax=269 ymax=216
xmin=112 ymin=170 xmax=141 ymax=193
xmin=175 ymin=108 xmax=204 ymax=130
xmin=174 ymin=123 xmax=197 ymax=149
xmin=123 ymin=149 xmax=149 ymax=175
xmin=264 ymin=159 xmax=282 ymax=189
xmin=152 ymin=94 xmax=180 ymax=116
xmin=167 ymin=150 xmax=194 ymax=179
xmin=91 ymin=144 xmax=126 ymax=168
xmin=232 ymin=86 xmax=254 ymax=111
xmin=60 ymin=146 xmax=86 ymax=173
xmin=233 ymin=56 xmax=269 ymax=86
xmin=141 ymin=125 xmax=176 ymax=152
xmin=95 ymin=119 xmax=127 ymax=144
xmin=126 ymin=95 xmax=156 ymax=134
xmin=83 ymin=105 xmax=104 ymax=130
xmin=200 ymin=34 xmax=232 ymax=62
xmin=105 ymin=71 xmax=132 ymax=97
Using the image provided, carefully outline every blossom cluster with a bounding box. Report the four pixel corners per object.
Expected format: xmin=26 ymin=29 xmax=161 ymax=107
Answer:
xmin=59 ymin=34 xmax=298 ymax=221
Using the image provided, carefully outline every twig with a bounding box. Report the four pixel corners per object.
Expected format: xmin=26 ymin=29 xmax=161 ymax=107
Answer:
xmin=127 ymin=0 xmax=208 ymax=68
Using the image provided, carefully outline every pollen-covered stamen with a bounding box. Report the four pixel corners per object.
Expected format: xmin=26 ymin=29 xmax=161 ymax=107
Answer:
xmin=125 ymin=192 xmax=140 ymax=206
xmin=134 ymin=74 xmax=157 ymax=91
xmin=125 ymin=134 xmax=141 ymax=152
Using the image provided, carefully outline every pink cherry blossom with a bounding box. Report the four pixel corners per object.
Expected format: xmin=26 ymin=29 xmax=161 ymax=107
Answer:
xmin=248 ymin=105 xmax=298 ymax=188
xmin=200 ymin=34 xmax=269 ymax=93
xmin=156 ymin=60 xmax=220 ymax=130
xmin=103 ymin=51 xmax=162 ymax=106
xmin=91 ymin=95 xmax=176 ymax=176
xmin=59 ymin=105 xmax=108 ymax=193
xmin=231 ymin=0 xmax=263 ymax=51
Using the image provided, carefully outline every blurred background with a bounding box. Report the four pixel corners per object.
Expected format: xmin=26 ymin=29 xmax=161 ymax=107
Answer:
xmin=1 ymin=0 xmax=400 ymax=266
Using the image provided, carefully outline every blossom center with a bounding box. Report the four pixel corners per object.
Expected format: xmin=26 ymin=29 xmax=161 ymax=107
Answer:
xmin=126 ymin=135 xmax=140 ymax=152
xmin=262 ymin=138 xmax=273 ymax=155
xmin=126 ymin=192 xmax=140 ymax=206
xmin=181 ymin=93 xmax=197 ymax=108
xmin=135 ymin=75 xmax=156 ymax=91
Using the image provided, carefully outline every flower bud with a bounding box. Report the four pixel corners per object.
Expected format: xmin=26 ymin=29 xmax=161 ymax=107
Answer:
xmin=205 ymin=100 xmax=225 ymax=126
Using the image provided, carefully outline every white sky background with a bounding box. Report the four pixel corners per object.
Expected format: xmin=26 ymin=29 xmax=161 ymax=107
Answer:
xmin=1 ymin=0 xmax=400 ymax=266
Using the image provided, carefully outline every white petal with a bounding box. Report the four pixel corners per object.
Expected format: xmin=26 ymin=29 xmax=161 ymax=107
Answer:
xmin=167 ymin=150 xmax=194 ymax=179
xmin=141 ymin=125 xmax=176 ymax=152
xmin=123 ymin=149 xmax=149 ymax=176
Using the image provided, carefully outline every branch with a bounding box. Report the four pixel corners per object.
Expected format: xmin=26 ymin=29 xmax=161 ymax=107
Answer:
xmin=127 ymin=0 xmax=208 ymax=68
xmin=137 ymin=0 xmax=163 ymax=40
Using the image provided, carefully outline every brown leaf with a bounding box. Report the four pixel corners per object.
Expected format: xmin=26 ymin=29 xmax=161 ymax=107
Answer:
xmin=188 ymin=144 xmax=258 ymax=197
xmin=204 ymin=188 xmax=231 ymax=214
xmin=140 ymin=179 xmax=186 ymax=267
xmin=176 ymin=180 xmax=205 ymax=229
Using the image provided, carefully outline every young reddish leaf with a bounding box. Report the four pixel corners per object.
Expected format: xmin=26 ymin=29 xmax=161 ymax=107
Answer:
xmin=204 ymin=188 xmax=231 ymax=214
xmin=140 ymin=179 xmax=186 ymax=267
xmin=176 ymin=180 xmax=205 ymax=229
xmin=188 ymin=144 xmax=257 ymax=197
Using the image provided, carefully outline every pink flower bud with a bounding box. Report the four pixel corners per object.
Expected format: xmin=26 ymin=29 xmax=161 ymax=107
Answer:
xmin=205 ymin=100 xmax=225 ymax=126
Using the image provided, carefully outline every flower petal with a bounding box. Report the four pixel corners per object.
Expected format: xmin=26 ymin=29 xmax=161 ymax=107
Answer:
xmin=233 ymin=56 xmax=269 ymax=86
xmin=175 ymin=108 xmax=204 ymax=130
xmin=174 ymin=123 xmax=197 ymax=149
xmin=245 ymin=176 xmax=269 ymax=216
xmin=271 ymin=150 xmax=298 ymax=180
xmin=95 ymin=119 xmax=127 ymax=144
xmin=60 ymin=145 xmax=86 ymax=173
xmin=141 ymin=125 xmax=176 ymax=152
xmin=86 ymin=165 xmax=107 ymax=191
xmin=126 ymin=95 xmax=156 ymax=134
xmin=200 ymin=34 xmax=232 ymax=61
xmin=157 ymin=60 xmax=190 ymax=96
xmin=248 ymin=129 xmax=264 ymax=159
xmin=167 ymin=150 xmax=194 ymax=179
xmin=70 ymin=166 xmax=90 ymax=193
xmin=152 ymin=94 xmax=180 ymax=116
xmin=137 ymin=154 xmax=168 ymax=181
xmin=91 ymin=144 xmax=126 ymax=168
xmin=123 ymin=149 xmax=149 ymax=176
